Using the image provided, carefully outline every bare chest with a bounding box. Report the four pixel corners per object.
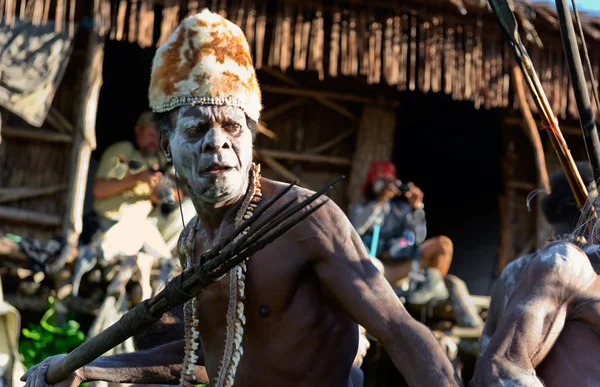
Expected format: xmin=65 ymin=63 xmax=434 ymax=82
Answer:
xmin=191 ymin=236 xmax=314 ymax=345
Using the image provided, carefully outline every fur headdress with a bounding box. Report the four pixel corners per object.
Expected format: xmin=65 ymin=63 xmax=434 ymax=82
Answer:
xmin=148 ymin=9 xmax=262 ymax=122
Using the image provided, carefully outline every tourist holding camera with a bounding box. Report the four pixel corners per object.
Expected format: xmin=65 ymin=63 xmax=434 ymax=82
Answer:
xmin=90 ymin=112 xmax=195 ymax=261
xmin=350 ymin=161 xmax=453 ymax=304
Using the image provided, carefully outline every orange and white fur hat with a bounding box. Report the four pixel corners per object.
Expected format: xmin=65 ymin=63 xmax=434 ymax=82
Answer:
xmin=148 ymin=9 xmax=262 ymax=122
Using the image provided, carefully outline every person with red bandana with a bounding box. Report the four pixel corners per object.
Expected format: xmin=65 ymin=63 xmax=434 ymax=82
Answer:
xmin=350 ymin=160 xmax=454 ymax=304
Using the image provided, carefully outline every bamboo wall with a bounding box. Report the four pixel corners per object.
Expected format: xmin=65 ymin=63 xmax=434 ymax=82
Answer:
xmin=0 ymin=34 xmax=87 ymax=239
xmin=26 ymin=0 xmax=597 ymax=121
xmin=256 ymin=87 xmax=358 ymax=210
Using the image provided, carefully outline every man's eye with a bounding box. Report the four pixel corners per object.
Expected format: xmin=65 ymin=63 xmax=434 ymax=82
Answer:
xmin=186 ymin=126 xmax=202 ymax=135
xmin=224 ymin=122 xmax=242 ymax=132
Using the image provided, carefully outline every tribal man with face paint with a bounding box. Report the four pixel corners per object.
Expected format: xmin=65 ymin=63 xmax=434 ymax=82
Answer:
xmin=22 ymin=10 xmax=460 ymax=387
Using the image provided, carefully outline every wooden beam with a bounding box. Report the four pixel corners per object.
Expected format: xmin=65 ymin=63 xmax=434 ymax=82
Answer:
xmin=0 ymin=205 xmax=61 ymax=227
xmin=261 ymin=85 xmax=369 ymax=104
xmin=255 ymin=148 xmax=352 ymax=166
xmin=305 ymin=129 xmax=355 ymax=154
xmin=260 ymin=68 xmax=359 ymax=120
xmin=0 ymin=184 xmax=68 ymax=204
xmin=507 ymin=180 xmax=537 ymax=191
xmin=262 ymin=98 xmax=306 ymax=121
xmin=253 ymin=150 xmax=312 ymax=189
xmin=49 ymin=107 xmax=75 ymax=132
xmin=62 ymin=28 xmax=103 ymax=247
xmin=257 ymin=121 xmax=279 ymax=140
xmin=1 ymin=126 xmax=72 ymax=144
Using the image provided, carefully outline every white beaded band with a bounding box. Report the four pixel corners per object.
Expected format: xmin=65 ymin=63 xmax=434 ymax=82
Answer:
xmin=151 ymin=95 xmax=259 ymax=122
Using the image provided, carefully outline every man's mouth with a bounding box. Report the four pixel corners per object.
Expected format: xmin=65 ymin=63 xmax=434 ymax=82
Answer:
xmin=202 ymin=164 xmax=233 ymax=174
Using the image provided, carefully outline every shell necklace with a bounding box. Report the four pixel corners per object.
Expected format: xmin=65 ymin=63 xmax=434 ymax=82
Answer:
xmin=180 ymin=163 xmax=262 ymax=387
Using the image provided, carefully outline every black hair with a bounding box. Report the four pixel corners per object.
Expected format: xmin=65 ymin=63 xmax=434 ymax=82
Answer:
xmin=541 ymin=161 xmax=595 ymax=229
xmin=152 ymin=110 xmax=259 ymax=141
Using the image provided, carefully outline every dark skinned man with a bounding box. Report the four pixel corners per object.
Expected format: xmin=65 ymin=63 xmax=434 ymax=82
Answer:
xmin=471 ymin=162 xmax=600 ymax=386
xmin=22 ymin=10 xmax=460 ymax=387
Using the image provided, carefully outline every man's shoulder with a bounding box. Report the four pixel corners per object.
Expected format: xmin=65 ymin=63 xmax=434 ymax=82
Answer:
xmin=497 ymin=253 xmax=536 ymax=290
xmin=102 ymin=141 xmax=135 ymax=156
xmin=261 ymin=177 xmax=348 ymax=227
xmin=520 ymin=242 xmax=596 ymax=290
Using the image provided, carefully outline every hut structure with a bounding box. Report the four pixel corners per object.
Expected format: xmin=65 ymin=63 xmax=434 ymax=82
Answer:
xmin=1 ymin=0 xmax=600 ymax=297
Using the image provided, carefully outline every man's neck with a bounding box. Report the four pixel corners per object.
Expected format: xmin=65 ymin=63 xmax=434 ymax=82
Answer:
xmin=192 ymin=182 xmax=250 ymax=244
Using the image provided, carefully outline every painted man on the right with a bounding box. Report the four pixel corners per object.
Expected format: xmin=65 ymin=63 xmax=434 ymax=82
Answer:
xmin=471 ymin=162 xmax=600 ymax=386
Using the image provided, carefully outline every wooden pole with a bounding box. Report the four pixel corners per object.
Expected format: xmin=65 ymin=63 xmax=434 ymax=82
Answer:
xmin=255 ymin=148 xmax=352 ymax=166
xmin=348 ymin=105 xmax=397 ymax=207
xmin=62 ymin=25 xmax=104 ymax=248
xmin=511 ymin=66 xmax=550 ymax=193
xmin=259 ymin=67 xmax=360 ymax=120
xmin=305 ymin=129 xmax=355 ymax=154
xmin=0 ymin=206 xmax=62 ymax=227
xmin=1 ymin=126 xmax=72 ymax=144
xmin=0 ymin=184 xmax=68 ymax=204
xmin=511 ymin=66 xmax=552 ymax=248
xmin=253 ymin=150 xmax=312 ymax=189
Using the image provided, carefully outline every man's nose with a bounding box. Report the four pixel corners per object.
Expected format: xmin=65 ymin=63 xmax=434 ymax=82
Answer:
xmin=202 ymin=127 xmax=232 ymax=153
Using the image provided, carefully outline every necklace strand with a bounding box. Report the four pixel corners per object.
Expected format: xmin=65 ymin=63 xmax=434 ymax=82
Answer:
xmin=180 ymin=164 xmax=262 ymax=387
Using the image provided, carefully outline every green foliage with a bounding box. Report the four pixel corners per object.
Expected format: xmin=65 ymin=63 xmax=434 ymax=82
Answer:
xmin=18 ymin=296 xmax=86 ymax=370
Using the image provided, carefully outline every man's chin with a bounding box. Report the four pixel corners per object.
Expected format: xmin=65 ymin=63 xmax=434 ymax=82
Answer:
xmin=192 ymin=183 xmax=244 ymax=205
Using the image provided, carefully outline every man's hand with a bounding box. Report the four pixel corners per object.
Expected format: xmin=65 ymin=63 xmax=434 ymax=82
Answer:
xmin=376 ymin=184 xmax=399 ymax=204
xmin=134 ymin=170 xmax=163 ymax=189
xmin=353 ymin=325 xmax=371 ymax=368
xmin=404 ymin=182 xmax=424 ymax=209
xmin=21 ymin=355 xmax=86 ymax=387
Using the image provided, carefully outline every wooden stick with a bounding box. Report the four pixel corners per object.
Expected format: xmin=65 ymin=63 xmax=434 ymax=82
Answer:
xmin=46 ymin=180 xmax=338 ymax=383
xmin=1 ymin=126 xmax=72 ymax=144
xmin=304 ymin=129 xmax=354 ymax=154
xmin=261 ymin=98 xmax=305 ymax=121
xmin=511 ymin=66 xmax=550 ymax=193
xmin=0 ymin=184 xmax=68 ymax=204
xmin=62 ymin=28 xmax=103 ymax=250
xmin=253 ymin=150 xmax=311 ymax=189
xmin=49 ymin=107 xmax=75 ymax=133
xmin=260 ymin=67 xmax=362 ymax=119
xmin=257 ymin=121 xmax=278 ymax=140
xmin=506 ymin=180 xmax=536 ymax=192
xmin=261 ymin=84 xmax=370 ymax=104
xmin=45 ymin=112 xmax=69 ymax=134
xmin=255 ymin=148 xmax=352 ymax=166
xmin=0 ymin=205 xmax=61 ymax=227
xmin=489 ymin=0 xmax=592 ymax=215
xmin=555 ymin=0 xmax=600 ymax=184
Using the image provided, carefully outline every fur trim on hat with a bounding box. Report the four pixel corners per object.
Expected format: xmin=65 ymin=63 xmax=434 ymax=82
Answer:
xmin=148 ymin=9 xmax=262 ymax=122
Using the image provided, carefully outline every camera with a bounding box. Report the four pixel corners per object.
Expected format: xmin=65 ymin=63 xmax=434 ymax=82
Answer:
xmin=374 ymin=178 xmax=411 ymax=195
xmin=128 ymin=160 xmax=177 ymax=215
xmin=397 ymin=181 xmax=411 ymax=194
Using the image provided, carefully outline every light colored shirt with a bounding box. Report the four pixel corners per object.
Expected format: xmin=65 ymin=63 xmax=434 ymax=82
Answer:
xmin=93 ymin=141 xmax=166 ymax=221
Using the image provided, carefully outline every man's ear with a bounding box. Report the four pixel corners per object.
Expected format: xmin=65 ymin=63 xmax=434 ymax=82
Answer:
xmin=160 ymin=134 xmax=172 ymax=162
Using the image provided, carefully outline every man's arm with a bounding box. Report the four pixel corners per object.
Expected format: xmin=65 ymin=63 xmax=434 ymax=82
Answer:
xmin=22 ymin=339 xmax=208 ymax=386
xmin=84 ymin=340 xmax=207 ymax=384
xmin=301 ymin=199 xmax=461 ymax=386
xmin=94 ymin=173 xmax=145 ymax=200
xmin=471 ymin=243 xmax=594 ymax=386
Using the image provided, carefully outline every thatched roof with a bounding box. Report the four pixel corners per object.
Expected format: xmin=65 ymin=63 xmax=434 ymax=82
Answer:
xmin=3 ymin=0 xmax=600 ymax=118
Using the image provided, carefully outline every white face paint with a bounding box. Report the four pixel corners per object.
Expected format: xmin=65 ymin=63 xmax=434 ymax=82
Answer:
xmin=166 ymin=105 xmax=253 ymax=206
